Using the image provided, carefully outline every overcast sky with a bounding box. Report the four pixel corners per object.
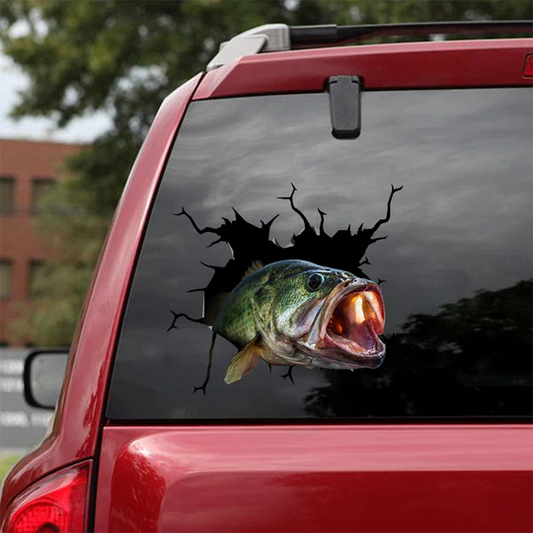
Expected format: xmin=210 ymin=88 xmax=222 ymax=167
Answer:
xmin=108 ymin=88 xmax=532 ymax=420
xmin=0 ymin=52 xmax=111 ymax=143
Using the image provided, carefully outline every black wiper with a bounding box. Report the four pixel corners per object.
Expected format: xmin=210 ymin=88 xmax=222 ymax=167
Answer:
xmin=290 ymin=21 xmax=533 ymax=48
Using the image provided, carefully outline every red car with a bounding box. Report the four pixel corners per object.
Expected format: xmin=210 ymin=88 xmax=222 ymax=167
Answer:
xmin=2 ymin=21 xmax=532 ymax=533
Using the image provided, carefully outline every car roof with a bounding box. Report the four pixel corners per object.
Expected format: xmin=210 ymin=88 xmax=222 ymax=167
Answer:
xmin=195 ymin=38 xmax=533 ymax=100
xmin=207 ymin=21 xmax=533 ymax=71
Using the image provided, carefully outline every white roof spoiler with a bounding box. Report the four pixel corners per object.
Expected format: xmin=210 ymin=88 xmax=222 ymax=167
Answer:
xmin=207 ymin=24 xmax=290 ymax=71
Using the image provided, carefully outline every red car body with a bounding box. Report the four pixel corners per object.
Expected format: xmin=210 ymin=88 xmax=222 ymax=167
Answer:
xmin=2 ymin=37 xmax=532 ymax=532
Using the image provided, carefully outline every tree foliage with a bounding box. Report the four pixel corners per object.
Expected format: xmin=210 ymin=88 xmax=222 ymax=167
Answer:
xmin=2 ymin=0 xmax=531 ymax=345
xmin=305 ymin=279 xmax=533 ymax=418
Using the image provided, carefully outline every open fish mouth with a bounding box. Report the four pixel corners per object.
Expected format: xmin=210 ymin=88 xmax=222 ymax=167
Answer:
xmin=316 ymin=280 xmax=386 ymax=368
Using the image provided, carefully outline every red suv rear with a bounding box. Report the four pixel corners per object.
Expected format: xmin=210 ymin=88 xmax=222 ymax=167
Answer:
xmin=2 ymin=22 xmax=533 ymax=533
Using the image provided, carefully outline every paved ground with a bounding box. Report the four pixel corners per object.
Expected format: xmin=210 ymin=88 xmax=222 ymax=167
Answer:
xmin=0 ymin=349 xmax=53 ymax=456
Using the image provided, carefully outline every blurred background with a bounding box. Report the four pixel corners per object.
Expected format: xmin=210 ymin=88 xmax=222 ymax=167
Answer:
xmin=0 ymin=0 xmax=531 ymax=480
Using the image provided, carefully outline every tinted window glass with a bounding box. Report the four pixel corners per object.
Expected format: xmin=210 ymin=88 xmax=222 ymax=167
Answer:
xmin=28 ymin=261 xmax=46 ymax=299
xmin=107 ymin=89 xmax=532 ymax=420
xmin=0 ymin=176 xmax=15 ymax=216
xmin=31 ymin=178 xmax=56 ymax=215
xmin=0 ymin=260 xmax=13 ymax=300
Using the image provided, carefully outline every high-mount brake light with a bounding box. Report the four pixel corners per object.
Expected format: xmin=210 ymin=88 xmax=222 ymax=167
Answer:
xmin=2 ymin=462 xmax=90 ymax=533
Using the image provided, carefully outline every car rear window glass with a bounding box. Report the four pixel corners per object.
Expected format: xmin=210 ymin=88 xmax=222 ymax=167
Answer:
xmin=107 ymin=88 xmax=532 ymax=421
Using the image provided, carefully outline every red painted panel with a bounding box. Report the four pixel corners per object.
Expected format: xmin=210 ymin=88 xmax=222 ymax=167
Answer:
xmin=194 ymin=39 xmax=533 ymax=100
xmin=0 ymin=73 xmax=203 ymax=513
xmin=94 ymin=425 xmax=533 ymax=532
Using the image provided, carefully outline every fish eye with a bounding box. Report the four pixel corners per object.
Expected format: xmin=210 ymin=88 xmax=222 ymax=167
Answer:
xmin=307 ymin=273 xmax=324 ymax=292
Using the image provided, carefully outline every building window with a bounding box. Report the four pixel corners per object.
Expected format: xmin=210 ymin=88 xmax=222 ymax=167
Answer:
xmin=0 ymin=260 xmax=13 ymax=300
xmin=29 ymin=261 xmax=46 ymax=299
xmin=31 ymin=178 xmax=56 ymax=215
xmin=0 ymin=176 xmax=16 ymax=216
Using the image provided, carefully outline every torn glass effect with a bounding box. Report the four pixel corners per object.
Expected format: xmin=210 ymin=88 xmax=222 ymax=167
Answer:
xmin=107 ymin=89 xmax=532 ymax=420
xmin=168 ymin=184 xmax=401 ymax=393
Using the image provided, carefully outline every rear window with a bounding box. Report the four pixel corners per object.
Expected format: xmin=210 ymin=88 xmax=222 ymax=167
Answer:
xmin=107 ymin=88 xmax=532 ymax=421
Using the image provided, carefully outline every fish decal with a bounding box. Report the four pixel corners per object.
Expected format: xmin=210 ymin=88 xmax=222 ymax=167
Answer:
xmin=169 ymin=184 xmax=402 ymax=393
xmin=214 ymin=259 xmax=386 ymax=385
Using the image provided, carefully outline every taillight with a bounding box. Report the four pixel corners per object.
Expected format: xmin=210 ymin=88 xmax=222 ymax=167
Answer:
xmin=2 ymin=462 xmax=90 ymax=533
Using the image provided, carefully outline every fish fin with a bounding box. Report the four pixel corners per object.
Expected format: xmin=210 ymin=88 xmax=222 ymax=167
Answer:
xmin=242 ymin=260 xmax=265 ymax=279
xmin=225 ymin=335 xmax=263 ymax=384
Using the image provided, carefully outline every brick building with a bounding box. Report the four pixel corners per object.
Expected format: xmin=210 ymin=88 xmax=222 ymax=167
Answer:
xmin=0 ymin=139 xmax=84 ymax=346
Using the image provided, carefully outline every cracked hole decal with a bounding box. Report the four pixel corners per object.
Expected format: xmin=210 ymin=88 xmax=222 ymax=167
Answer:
xmin=168 ymin=184 xmax=402 ymax=394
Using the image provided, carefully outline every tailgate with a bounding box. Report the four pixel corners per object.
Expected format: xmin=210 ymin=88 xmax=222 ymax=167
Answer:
xmin=94 ymin=425 xmax=532 ymax=532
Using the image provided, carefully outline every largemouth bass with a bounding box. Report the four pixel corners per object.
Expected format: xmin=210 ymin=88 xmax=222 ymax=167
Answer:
xmin=214 ymin=260 xmax=386 ymax=384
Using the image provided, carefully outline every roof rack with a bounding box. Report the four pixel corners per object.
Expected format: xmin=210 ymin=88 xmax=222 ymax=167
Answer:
xmin=207 ymin=20 xmax=533 ymax=71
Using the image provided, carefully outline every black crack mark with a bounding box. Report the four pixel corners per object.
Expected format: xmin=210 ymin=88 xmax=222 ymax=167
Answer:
xmin=281 ymin=365 xmax=295 ymax=384
xmin=166 ymin=311 xmax=204 ymax=332
xmin=168 ymin=184 xmax=403 ymax=393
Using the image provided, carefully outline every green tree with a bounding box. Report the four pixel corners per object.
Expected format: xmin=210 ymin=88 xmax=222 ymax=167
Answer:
xmin=1 ymin=0 xmax=531 ymax=345
xmin=305 ymin=279 xmax=533 ymax=417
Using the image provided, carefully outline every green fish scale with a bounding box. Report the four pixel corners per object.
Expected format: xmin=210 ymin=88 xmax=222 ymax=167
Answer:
xmin=213 ymin=269 xmax=271 ymax=349
xmin=213 ymin=260 xmax=342 ymax=350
